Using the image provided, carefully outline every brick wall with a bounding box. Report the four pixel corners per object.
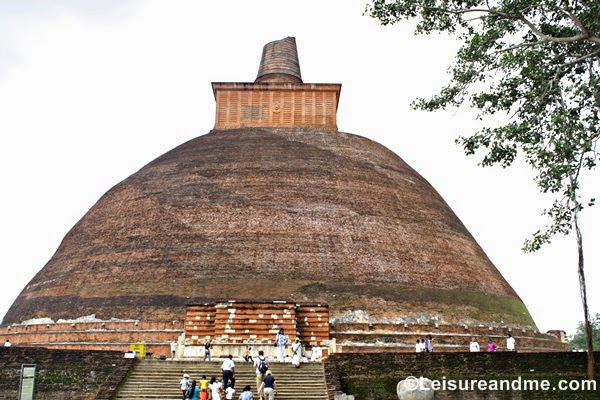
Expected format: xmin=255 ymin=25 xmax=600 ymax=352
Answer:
xmin=331 ymin=322 xmax=567 ymax=353
xmin=0 ymin=321 xmax=183 ymax=359
xmin=325 ymin=352 xmax=600 ymax=399
xmin=1 ymin=316 xmax=563 ymax=361
xmin=212 ymin=83 xmax=340 ymax=130
xmin=0 ymin=347 xmax=134 ymax=400
xmin=185 ymin=301 xmax=330 ymax=349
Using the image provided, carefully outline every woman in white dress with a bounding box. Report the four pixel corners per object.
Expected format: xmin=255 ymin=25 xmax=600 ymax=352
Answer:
xmin=291 ymin=338 xmax=302 ymax=368
xmin=208 ymin=376 xmax=223 ymax=400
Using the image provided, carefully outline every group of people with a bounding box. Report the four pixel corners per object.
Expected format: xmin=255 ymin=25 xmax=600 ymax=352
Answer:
xmin=415 ymin=333 xmax=518 ymax=353
xmin=469 ymin=334 xmax=516 ymax=352
xmin=179 ymin=349 xmax=278 ymax=400
xmin=175 ymin=329 xmax=318 ymax=399
xmin=274 ymin=328 xmax=306 ymax=367
xmin=253 ymin=350 xmax=278 ymax=400
xmin=414 ymin=335 xmax=434 ymax=353
xmin=180 ymin=374 xmax=235 ymax=400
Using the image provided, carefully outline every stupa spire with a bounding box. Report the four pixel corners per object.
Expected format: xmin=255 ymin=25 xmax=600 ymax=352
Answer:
xmin=255 ymin=37 xmax=303 ymax=83
xmin=212 ymin=37 xmax=340 ymax=130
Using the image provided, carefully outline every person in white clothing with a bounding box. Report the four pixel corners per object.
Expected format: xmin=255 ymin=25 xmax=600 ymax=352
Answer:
xmin=310 ymin=345 xmax=322 ymax=361
xmin=4 ymin=340 xmax=11 ymax=347
xmin=170 ymin=340 xmax=177 ymax=360
xmin=415 ymin=339 xmax=422 ymax=353
xmin=291 ymin=338 xmax=302 ymax=368
xmin=469 ymin=338 xmax=480 ymax=352
xmin=275 ymin=328 xmax=289 ymax=362
xmin=179 ymin=374 xmax=190 ymax=400
xmin=221 ymin=354 xmax=235 ymax=389
xmin=208 ymin=377 xmax=223 ymax=400
xmin=224 ymin=383 xmax=235 ymax=400
xmin=507 ymin=334 xmax=516 ymax=351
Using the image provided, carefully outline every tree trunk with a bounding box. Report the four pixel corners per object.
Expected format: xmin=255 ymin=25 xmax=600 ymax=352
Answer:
xmin=574 ymin=208 xmax=595 ymax=380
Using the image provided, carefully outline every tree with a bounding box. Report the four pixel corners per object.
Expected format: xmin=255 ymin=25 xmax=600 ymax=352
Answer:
xmin=366 ymin=0 xmax=599 ymax=379
xmin=570 ymin=313 xmax=600 ymax=351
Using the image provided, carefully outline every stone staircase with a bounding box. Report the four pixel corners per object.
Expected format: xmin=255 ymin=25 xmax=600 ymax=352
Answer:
xmin=115 ymin=359 xmax=330 ymax=400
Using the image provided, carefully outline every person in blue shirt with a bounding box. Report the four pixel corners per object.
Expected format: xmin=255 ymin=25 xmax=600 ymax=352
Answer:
xmin=187 ymin=380 xmax=200 ymax=400
xmin=259 ymin=371 xmax=277 ymax=400
xmin=238 ymin=385 xmax=253 ymax=400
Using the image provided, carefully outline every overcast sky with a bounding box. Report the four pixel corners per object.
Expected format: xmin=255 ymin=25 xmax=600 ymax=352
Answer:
xmin=0 ymin=0 xmax=597 ymax=336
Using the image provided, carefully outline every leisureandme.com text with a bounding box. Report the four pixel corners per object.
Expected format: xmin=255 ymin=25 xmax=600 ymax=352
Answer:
xmin=404 ymin=376 xmax=597 ymax=392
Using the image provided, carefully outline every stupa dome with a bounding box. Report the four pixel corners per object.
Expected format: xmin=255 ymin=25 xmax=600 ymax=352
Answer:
xmin=3 ymin=37 xmax=534 ymax=330
xmin=4 ymin=126 xmax=532 ymax=327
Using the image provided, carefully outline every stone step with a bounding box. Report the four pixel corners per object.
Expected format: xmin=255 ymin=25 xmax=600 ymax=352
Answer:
xmin=118 ymin=390 xmax=328 ymax=395
xmin=116 ymin=392 xmax=328 ymax=399
xmin=117 ymin=396 xmax=328 ymax=398
xmin=115 ymin=360 xmax=329 ymax=400
xmin=118 ymin=390 xmax=327 ymax=396
xmin=124 ymin=377 xmax=325 ymax=384
xmin=121 ymin=384 xmax=326 ymax=390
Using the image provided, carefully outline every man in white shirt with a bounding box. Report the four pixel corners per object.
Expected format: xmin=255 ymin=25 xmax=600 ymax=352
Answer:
xmin=507 ymin=334 xmax=516 ymax=351
xmin=4 ymin=340 xmax=11 ymax=347
xmin=415 ymin=339 xmax=422 ymax=353
xmin=221 ymin=354 xmax=236 ymax=389
xmin=179 ymin=374 xmax=190 ymax=400
xmin=469 ymin=338 xmax=480 ymax=352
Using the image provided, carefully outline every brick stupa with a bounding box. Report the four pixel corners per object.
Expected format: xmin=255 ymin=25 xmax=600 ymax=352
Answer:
xmin=1 ymin=38 xmax=566 ymax=355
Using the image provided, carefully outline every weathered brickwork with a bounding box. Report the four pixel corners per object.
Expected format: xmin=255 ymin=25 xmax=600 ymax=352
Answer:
xmin=2 ymin=37 xmax=560 ymax=355
xmin=213 ymin=37 xmax=339 ymax=131
xmin=0 ymin=347 xmax=134 ymax=400
xmin=212 ymin=83 xmax=340 ymax=130
xmin=325 ymin=352 xmax=600 ymax=399
xmin=332 ymin=322 xmax=567 ymax=353
xmin=4 ymin=128 xmax=534 ymax=329
xmin=255 ymin=37 xmax=303 ymax=83
xmin=184 ymin=301 xmax=329 ymax=349
xmin=0 ymin=321 xmax=182 ymax=358
xmin=0 ymin=317 xmax=564 ymax=359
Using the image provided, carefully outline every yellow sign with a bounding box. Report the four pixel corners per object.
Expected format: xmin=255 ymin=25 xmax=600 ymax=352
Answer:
xmin=129 ymin=343 xmax=146 ymax=358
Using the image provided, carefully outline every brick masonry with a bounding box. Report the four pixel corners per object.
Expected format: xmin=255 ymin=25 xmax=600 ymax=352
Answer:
xmin=0 ymin=321 xmax=182 ymax=358
xmin=324 ymin=352 xmax=600 ymax=399
xmin=184 ymin=301 xmax=329 ymax=350
xmin=331 ymin=322 xmax=567 ymax=352
xmin=0 ymin=314 xmax=565 ymax=359
xmin=3 ymin=127 xmax=538 ymax=330
xmin=0 ymin=347 xmax=134 ymax=400
xmin=255 ymin=37 xmax=303 ymax=83
xmin=212 ymin=83 xmax=341 ymax=131
xmin=4 ymin=38 xmax=546 ymax=347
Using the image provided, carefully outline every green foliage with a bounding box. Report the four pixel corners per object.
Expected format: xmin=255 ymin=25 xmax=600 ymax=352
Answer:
xmin=570 ymin=313 xmax=600 ymax=350
xmin=366 ymin=0 xmax=600 ymax=251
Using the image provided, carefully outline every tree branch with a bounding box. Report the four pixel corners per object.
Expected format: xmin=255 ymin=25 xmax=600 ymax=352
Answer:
xmin=417 ymin=4 xmax=600 ymax=44
xmin=563 ymin=6 xmax=588 ymax=34
xmin=559 ymin=47 xmax=600 ymax=68
xmin=489 ymin=40 xmax=546 ymax=56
